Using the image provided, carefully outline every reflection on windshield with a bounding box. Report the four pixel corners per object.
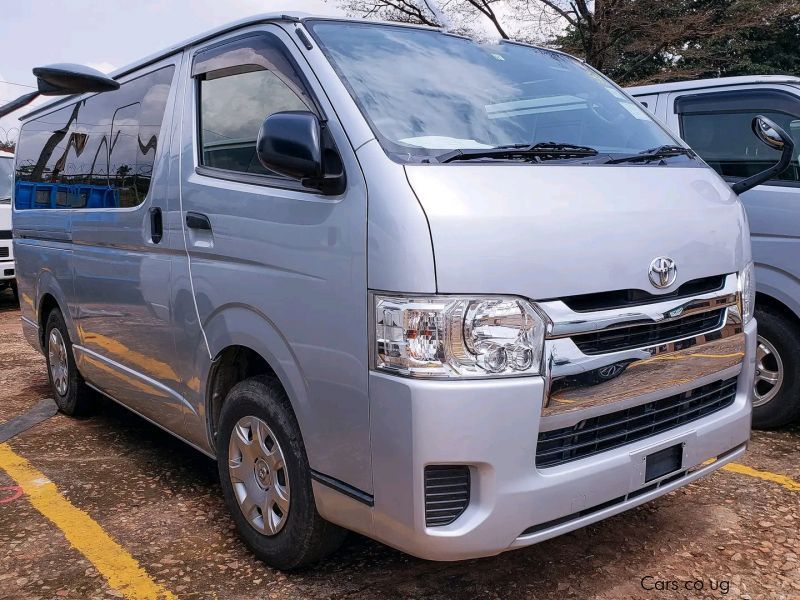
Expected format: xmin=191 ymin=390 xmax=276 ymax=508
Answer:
xmin=0 ymin=158 xmax=12 ymax=199
xmin=309 ymin=21 xmax=679 ymax=162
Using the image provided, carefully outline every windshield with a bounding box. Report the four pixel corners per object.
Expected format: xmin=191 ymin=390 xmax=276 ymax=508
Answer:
xmin=0 ymin=158 xmax=12 ymax=201
xmin=309 ymin=21 xmax=682 ymax=163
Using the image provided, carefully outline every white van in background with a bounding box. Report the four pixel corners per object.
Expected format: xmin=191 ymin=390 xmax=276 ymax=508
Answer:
xmin=0 ymin=150 xmax=14 ymax=297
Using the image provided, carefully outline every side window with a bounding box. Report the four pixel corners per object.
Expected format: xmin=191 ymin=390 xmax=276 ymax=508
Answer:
xmin=678 ymin=89 xmax=800 ymax=184
xmin=193 ymin=33 xmax=316 ymax=177
xmin=14 ymin=66 xmax=175 ymax=210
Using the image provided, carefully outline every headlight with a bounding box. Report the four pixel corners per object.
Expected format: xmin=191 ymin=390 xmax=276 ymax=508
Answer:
xmin=373 ymin=294 xmax=547 ymax=378
xmin=739 ymin=262 xmax=755 ymax=323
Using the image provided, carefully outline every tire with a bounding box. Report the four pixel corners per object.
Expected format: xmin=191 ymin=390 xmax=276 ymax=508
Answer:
xmin=752 ymin=307 xmax=800 ymax=428
xmin=44 ymin=309 xmax=94 ymax=416
xmin=217 ymin=376 xmax=346 ymax=570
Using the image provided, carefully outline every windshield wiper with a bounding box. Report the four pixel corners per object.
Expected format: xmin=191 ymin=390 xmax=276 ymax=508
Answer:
xmin=604 ymin=145 xmax=695 ymax=165
xmin=435 ymin=142 xmax=599 ymax=164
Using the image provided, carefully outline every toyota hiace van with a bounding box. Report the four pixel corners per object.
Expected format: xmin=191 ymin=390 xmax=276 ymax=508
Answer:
xmin=10 ymin=15 xmax=788 ymax=569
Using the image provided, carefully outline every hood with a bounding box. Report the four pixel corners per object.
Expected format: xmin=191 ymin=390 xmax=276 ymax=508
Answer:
xmin=405 ymin=164 xmax=749 ymax=300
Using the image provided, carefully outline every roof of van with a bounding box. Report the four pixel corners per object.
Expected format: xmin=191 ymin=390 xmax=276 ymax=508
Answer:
xmin=627 ymin=75 xmax=800 ymax=96
xmin=20 ymin=12 xmax=439 ymax=120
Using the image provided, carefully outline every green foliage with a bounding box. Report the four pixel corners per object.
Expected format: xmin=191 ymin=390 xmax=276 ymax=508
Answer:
xmin=554 ymin=0 xmax=800 ymax=85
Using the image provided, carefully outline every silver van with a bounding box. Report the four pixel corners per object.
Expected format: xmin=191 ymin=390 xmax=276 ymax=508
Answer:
xmin=628 ymin=76 xmax=800 ymax=428
xmin=10 ymin=14 xmax=785 ymax=569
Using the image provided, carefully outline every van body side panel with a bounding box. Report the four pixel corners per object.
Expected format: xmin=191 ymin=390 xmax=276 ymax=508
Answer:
xmin=744 ymin=181 xmax=800 ymax=320
xmin=178 ymin=25 xmax=372 ymax=492
xmin=64 ymin=61 xmax=190 ymax=434
xmin=13 ymin=120 xmax=78 ymax=350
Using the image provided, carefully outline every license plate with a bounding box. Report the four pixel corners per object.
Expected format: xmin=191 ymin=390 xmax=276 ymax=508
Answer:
xmin=645 ymin=443 xmax=683 ymax=482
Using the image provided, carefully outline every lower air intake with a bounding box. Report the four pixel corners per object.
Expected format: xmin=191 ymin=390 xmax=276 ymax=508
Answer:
xmin=424 ymin=465 xmax=470 ymax=527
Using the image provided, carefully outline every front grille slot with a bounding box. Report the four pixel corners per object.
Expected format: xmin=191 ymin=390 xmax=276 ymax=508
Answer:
xmin=0 ymin=247 xmax=8 ymax=258
xmin=424 ymin=465 xmax=470 ymax=527
xmin=559 ymin=275 xmax=726 ymax=312
xmin=536 ymin=378 xmax=738 ymax=468
xmin=571 ymin=308 xmax=725 ymax=355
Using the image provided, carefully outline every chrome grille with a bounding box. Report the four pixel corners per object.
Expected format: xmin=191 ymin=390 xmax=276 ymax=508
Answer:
xmin=571 ymin=308 xmax=725 ymax=355
xmin=424 ymin=465 xmax=470 ymax=527
xmin=536 ymin=378 xmax=738 ymax=468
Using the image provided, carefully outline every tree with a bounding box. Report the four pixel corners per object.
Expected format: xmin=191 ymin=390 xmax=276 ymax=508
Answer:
xmin=333 ymin=0 xmax=800 ymax=84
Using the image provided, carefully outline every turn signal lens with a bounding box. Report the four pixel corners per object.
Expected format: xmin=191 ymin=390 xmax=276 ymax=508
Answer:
xmin=739 ymin=262 xmax=755 ymax=324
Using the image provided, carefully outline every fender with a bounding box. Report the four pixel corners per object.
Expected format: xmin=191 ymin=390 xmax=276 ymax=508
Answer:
xmin=191 ymin=303 xmax=310 ymax=458
xmin=34 ymin=268 xmax=79 ymax=351
xmin=754 ymin=262 xmax=800 ymax=321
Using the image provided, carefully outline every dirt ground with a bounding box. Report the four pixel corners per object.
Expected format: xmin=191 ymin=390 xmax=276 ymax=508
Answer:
xmin=0 ymin=288 xmax=798 ymax=600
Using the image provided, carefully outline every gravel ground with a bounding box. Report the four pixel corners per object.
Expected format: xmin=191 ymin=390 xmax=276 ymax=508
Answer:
xmin=0 ymin=288 xmax=798 ymax=600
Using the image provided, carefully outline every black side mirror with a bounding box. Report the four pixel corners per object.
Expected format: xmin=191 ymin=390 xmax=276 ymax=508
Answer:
xmin=731 ymin=115 xmax=795 ymax=195
xmin=0 ymin=63 xmax=120 ymax=119
xmin=33 ymin=63 xmax=120 ymax=96
xmin=256 ymin=111 xmax=345 ymax=195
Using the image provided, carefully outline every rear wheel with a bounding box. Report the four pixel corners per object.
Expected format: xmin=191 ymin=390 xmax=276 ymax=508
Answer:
xmin=217 ymin=376 xmax=346 ymax=570
xmin=44 ymin=309 xmax=94 ymax=416
xmin=752 ymin=307 xmax=800 ymax=428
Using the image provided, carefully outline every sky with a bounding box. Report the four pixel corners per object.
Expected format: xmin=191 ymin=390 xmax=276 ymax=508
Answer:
xmin=0 ymin=0 xmax=343 ymax=141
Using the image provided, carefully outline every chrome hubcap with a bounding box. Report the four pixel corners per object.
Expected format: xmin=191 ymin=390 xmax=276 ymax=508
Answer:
xmin=753 ymin=335 xmax=783 ymax=407
xmin=228 ymin=416 xmax=290 ymax=536
xmin=48 ymin=329 xmax=69 ymax=397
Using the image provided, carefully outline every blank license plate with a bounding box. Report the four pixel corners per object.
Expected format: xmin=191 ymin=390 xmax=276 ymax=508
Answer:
xmin=645 ymin=444 xmax=683 ymax=482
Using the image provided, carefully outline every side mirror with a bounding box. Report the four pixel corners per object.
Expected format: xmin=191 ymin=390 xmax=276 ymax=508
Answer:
xmin=33 ymin=63 xmax=120 ymax=96
xmin=256 ymin=111 xmax=345 ymax=195
xmin=0 ymin=63 xmax=120 ymax=119
xmin=731 ymin=115 xmax=795 ymax=195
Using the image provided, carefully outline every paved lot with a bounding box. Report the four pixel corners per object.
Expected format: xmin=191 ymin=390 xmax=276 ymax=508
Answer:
xmin=0 ymin=288 xmax=798 ymax=600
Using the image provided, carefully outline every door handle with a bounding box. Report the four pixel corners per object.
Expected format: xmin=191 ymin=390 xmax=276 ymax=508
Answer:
xmin=150 ymin=207 xmax=163 ymax=244
xmin=186 ymin=211 xmax=211 ymax=231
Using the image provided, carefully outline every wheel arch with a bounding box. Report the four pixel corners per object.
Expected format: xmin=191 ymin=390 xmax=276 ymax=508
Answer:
xmin=35 ymin=272 xmax=77 ymax=351
xmin=755 ymin=290 xmax=800 ymax=332
xmin=200 ymin=305 xmax=310 ymax=455
xmin=754 ymin=263 xmax=800 ymax=327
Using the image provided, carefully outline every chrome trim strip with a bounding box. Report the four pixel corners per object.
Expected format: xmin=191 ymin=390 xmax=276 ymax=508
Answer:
xmin=73 ymin=344 xmax=198 ymax=417
xmin=20 ymin=315 xmax=39 ymax=330
xmin=540 ymin=273 xmax=738 ymax=338
xmin=540 ymin=303 xmax=745 ymax=424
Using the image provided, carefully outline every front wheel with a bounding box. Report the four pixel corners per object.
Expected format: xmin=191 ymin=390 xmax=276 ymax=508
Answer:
xmin=752 ymin=307 xmax=800 ymax=428
xmin=217 ymin=376 xmax=346 ymax=570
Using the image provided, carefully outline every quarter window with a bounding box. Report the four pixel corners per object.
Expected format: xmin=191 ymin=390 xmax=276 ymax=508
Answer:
xmin=193 ymin=34 xmax=315 ymax=177
xmin=678 ymin=89 xmax=800 ymax=185
xmin=14 ymin=66 xmax=175 ymax=209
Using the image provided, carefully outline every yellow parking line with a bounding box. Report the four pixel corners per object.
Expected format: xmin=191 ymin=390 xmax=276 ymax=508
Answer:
xmin=722 ymin=462 xmax=800 ymax=492
xmin=0 ymin=443 xmax=176 ymax=600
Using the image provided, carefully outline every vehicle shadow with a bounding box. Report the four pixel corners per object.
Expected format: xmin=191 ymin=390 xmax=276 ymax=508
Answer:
xmin=0 ymin=286 xmax=19 ymax=313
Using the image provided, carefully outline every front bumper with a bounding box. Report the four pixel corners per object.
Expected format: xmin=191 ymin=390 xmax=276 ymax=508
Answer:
xmin=360 ymin=317 xmax=754 ymax=561
xmin=0 ymin=259 xmax=14 ymax=282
